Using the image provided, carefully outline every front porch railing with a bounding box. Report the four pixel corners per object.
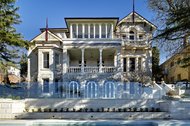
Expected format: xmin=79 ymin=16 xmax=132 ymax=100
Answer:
xmin=67 ymin=66 xmax=116 ymax=73
xmin=84 ymin=67 xmax=99 ymax=73
xmin=102 ymin=67 xmax=116 ymax=73
xmin=67 ymin=67 xmax=81 ymax=73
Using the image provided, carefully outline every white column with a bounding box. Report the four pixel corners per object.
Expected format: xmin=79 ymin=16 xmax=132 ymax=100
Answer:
xmin=63 ymin=48 xmax=68 ymax=74
xmin=105 ymin=23 xmax=108 ymax=38
xmin=135 ymin=57 xmax=138 ymax=71
xmin=99 ymin=23 xmax=102 ymax=38
xmin=76 ymin=24 xmax=78 ymax=38
xmin=81 ymin=48 xmax=85 ymax=73
xmin=127 ymin=57 xmax=130 ymax=72
xmin=82 ymin=24 xmax=85 ymax=38
xmin=94 ymin=24 xmax=96 ymax=38
xmin=70 ymin=24 xmax=73 ymax=38
xmin=142 ymin=57 xmax=145 ymax=71
xmin=88 ymin=24 xmax=90 ymax=38
xmin=99 ymin=48 xmax=103 ymax=73
xmin=111 ymin=24 xmax=113 ymax=38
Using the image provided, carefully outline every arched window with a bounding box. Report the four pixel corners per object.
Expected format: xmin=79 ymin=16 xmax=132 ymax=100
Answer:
xmin=85 ymin=81 xmax=98 ymax=98
xmin=68 ymin=81 xmax=80 ymax=98
xmin=129 ymin=31 xmax=135 ymax=40
xmin=103 ymin=81 xmax=116 ymax=98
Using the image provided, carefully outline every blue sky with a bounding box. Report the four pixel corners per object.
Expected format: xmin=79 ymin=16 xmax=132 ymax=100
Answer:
xmin=15 ymin=0 xmax=166 ymax=63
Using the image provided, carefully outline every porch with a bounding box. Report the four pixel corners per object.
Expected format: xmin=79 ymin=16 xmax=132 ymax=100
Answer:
xmin=67 ymin=48 xmax=119 ymax=73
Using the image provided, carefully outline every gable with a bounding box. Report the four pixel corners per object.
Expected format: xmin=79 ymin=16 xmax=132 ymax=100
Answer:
xmin=118 ymin=12 xmax=156 ymax=29
xmin=30 ymin=31 xmax=62 ymax=42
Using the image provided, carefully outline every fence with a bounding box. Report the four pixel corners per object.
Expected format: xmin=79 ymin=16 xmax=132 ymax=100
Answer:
xmin=0 ymin=81 xmax=175 ymax=99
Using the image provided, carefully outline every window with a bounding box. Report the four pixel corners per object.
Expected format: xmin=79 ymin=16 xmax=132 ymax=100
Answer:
xmin=72 ymin=24 xmax=77 ymax=38
xmin=107 ymin=24 xmax=111 ymax=38
xmin=139 ymin=35 xmax=143 ymax=40
xmin=54 ymin=79 xmax=59 ymax=93
xmin=43 ymin=78 xmax=49 ymax=93
xmin=129 ymin=58 xmax=135 ymax=72
xmin=55 ymin=53 xmax=60 ymax=69
xmin=90 ymin=24 xmax=94 ymax=38
xmin=78 ymin=24 xmax=82 ymax=38
xmin=102 ymin=24 xmax=106 ymax=38
xmin=122 ymin=35 xmax=126 ymax=39
xmin=84 ymin=24 xmax=88 ymax=38
xmin=95 ymin=24 xmax=99 ymax=38
xmin=43 ymin=52 xmax=49 ymax=68
xmin=123 ymin=58 xmax=127 ymax=72
xmin=129 ymin=31 xmax=135 ymax=40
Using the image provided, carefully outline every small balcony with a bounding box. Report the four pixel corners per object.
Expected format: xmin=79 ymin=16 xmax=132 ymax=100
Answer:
xmin=122 ymin=39 xmax=149 ymax=47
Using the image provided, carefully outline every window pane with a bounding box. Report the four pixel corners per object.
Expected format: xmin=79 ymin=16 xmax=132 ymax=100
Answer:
xmin=43 ymin=52 xmax=49 ymax=68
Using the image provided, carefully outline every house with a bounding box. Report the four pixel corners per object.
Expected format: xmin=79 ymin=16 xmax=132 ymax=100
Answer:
xmin=28 ymin=12 xmax=156 ymax=98
xmin=161 ymin=44 xmax=190 ymax=83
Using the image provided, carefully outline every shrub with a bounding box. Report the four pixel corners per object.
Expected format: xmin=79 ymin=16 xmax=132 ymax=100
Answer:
xmin=166 ymin=90 xmax=178 ymax=96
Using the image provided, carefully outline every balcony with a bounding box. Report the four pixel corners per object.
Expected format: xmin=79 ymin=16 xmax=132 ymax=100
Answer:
xmin=67 ymin=48 xmax=119 ymax=74
xmin=67 ymin=66 xmax=116 ymax=73
xmin=122 ymin=39 xmax=149 ymax=47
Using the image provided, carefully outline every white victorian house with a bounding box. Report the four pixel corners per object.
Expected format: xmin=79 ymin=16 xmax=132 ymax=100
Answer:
xmin=27 ymin=12 xmax=157 ymax=98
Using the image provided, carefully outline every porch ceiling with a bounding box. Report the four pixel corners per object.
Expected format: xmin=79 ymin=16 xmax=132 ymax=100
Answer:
xmin=68 ymin=48 xmax=116 ymax=60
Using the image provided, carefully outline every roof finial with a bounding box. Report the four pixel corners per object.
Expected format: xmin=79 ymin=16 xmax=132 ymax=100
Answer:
xmin=45 ymin=18 xmax=48 ymax=42
xmin=132 ymin=0 xmax=135 ymax=24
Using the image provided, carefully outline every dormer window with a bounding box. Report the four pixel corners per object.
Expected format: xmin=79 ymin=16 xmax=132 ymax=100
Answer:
xmin=129 ymin=31 xmax=135 ymax=40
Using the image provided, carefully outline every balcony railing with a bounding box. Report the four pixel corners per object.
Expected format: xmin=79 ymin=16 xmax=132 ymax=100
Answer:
xmin=67 ymin=66 xmax=116 ymax=73
xmin=122 ymin=39 xmax=149 ymax=46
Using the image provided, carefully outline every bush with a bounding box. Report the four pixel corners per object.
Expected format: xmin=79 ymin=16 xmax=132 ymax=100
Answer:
xmin=166 ymin=90 xmax=178 ymax=96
